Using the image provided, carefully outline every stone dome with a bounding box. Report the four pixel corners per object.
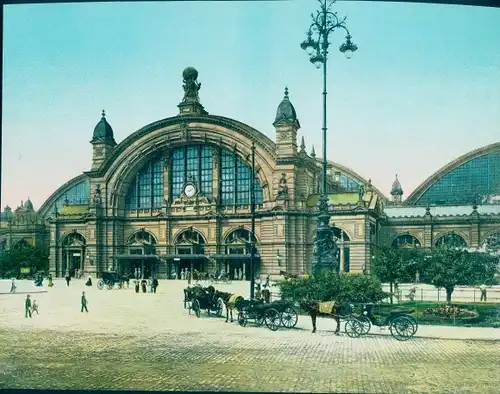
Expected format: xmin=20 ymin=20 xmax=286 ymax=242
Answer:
xmin=274 ymin=87 xmax=298 ymax=126
xmin=390 ymin=174 xmax=403 ymax=196
xmin=91 ymin=110 xmax=116 ymax=144
xmin=24 ymin=198 xmax=34 ymax=211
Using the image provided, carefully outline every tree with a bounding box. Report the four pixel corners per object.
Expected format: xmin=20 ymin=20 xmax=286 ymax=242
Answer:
xmin=371 ymin=246 xmax=414 ymax=304
xmin=425 ymin=246 xmax=498 ymax=302
xmin=0 ymin=245 xmax=49 ymax=279
xmin=277 ymin=272 xmax=388 ymax=304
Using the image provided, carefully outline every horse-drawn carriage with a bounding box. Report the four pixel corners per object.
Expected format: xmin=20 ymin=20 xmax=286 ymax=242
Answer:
xmin=346 ymin=303 xmax=418 ymax=341
xmin=184 ymin=285 xmax=224 ymax=318
xmin=236 ymin=299 xmax=282 ymax=331
xmin=97 ymin=271 xmax=125 ymax=290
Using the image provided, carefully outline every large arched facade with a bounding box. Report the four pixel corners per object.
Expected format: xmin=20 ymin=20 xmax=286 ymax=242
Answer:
xmin=5 ymin=68 xmax=499 ymax=280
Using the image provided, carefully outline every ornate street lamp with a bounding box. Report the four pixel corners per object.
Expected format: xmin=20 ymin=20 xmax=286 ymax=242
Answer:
xmin=300 ymin=0 xmax=357 ymax=274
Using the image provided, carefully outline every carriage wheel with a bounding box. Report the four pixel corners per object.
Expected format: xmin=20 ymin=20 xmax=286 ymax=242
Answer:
xmin=344 ymin=318 xmax=363 ymax=338
xmin=264 ymin=308 xmax=281 ymax=331
xmin=216 ymin=298 xmax=224 ymax=317
xmin=280 ymin=307 xmax=298 ymax=328
xmin=356 ymin=315 xmax=372 ymax=336
xmin=390 ymin=316 xmax=416 ymax=341
xmin=97 ymin=279 xmax=104 ymax=290
xmin=404 ymin=315 xmax=419 ymax=336
xmin=255 ymin=312 xmax=265 ymax=326
xmin=106 ymin=283 xmax=113 ymax=290
xmin=192 ymin=299 xmax=201 ymax=318
xmin=238 ymin=312 xmax=248 ymax=327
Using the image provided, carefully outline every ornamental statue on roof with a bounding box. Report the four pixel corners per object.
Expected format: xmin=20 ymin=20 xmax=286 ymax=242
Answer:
xmin=182 ymin=67 xmax=202 ymax=103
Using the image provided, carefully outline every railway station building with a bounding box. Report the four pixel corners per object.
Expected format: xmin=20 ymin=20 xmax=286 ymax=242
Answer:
xmin=2 ymin=68 xmax=500 ymax=279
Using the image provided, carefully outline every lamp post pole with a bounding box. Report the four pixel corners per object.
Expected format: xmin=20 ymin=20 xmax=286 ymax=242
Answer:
xmin=300 ymin=0 xmax=357 ymax=274
xmin=250 ymin=142 xmax=256 ymax=299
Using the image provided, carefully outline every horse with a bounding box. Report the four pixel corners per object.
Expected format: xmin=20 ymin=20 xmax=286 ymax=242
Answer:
xmin=214 ymin=290 xmax=244 ymax=323
xmin=300 ymin=299 xmax=353 ymax=335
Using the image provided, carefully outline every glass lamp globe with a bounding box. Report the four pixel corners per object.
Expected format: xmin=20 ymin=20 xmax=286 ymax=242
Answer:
xmin=344 ymin=49 xmax=353 ymax=59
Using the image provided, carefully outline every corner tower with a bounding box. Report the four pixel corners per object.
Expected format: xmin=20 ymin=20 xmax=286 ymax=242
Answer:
xmin=273 ymin=87 xmax=300 ymax=158
xmin=390 ymin=174 xmax=404 ymax=204
xmin=90 ymin=110 xmax=117 ymax=171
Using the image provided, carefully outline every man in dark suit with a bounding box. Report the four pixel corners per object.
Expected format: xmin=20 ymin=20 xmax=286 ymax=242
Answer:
xmin=81 ymin=291 xmax=88 ymax=313
xmin=152 ymin=277 xmax=159 ymax=293
xmin=25 ymin=295 xmax=32 ymax=318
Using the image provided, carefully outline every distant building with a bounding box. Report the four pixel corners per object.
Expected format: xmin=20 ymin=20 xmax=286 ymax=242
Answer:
xmin=2 ymin=68 xmax=500 ymax=278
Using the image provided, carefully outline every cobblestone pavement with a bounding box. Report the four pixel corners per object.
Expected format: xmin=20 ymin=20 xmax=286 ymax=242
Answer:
xmin=0 ymin=279 xmax=499 ymax=393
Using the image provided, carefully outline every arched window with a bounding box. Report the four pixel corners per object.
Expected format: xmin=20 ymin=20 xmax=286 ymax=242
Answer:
xmin=51 ymin=180 xmax=90 ymax=214
xmin=224 ymin=228 xmax=258 ymax=255
xmin=174 ymin=229 xmax=206 ymax=255
xmin=14 ymin=239 xmax=32 ymax=250
xmin=61 ymin=233 xmax=86 ymax=277
xmin=435 ymin=233 xmax=467 ymax=249
xmin=126 ymin=231 xmax=157 ymax=255
xmin=125 ymin=157 xmax=164 ymax=210
xmin=171 ymin=145 xmax=213 ymax=199
xmin=392 ymin=234 xmax=421 ymax=248
xmin=482 ymin=232 xmax=500 ymax=253
xmin=221 ymin=150 xmax=263 ymax=205
xmin=333 ymin=227 xmax=350 ymax=273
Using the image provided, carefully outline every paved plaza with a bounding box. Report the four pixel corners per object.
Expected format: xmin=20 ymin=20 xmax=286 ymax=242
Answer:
xmin=0 ymin=279 xmax=499 ymax=393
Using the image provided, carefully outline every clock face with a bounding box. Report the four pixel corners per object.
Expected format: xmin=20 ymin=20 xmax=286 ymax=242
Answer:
xmin=184 ymin=184 xmax=197 ymax=198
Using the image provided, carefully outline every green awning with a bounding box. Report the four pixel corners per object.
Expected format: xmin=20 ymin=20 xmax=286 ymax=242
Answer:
xmin=306 ymin=193 xmax=359 ymax=208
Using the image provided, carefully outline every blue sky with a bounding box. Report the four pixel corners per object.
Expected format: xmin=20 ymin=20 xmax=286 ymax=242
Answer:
xmin=2 ymin=1 xmax=500 ymax=209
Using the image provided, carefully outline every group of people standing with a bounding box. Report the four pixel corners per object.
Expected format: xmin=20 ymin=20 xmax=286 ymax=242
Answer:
xmin=134 ymin=277 xmax=159 ymax=294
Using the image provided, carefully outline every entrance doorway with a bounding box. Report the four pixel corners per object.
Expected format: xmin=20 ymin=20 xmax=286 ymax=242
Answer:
xmin=61 ymin=232 xmax=86 ymax=278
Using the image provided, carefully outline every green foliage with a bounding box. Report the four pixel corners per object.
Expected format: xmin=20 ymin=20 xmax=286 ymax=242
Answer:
xmin=276 ymin=272 xmax=388 ymax=304
xmin=0 ymin=246 xmax=49 ymax=279
xmin=425 ymin=246 xmax=498 ymax=301
xmin=371 ymin=246 xmax=415 ymax=284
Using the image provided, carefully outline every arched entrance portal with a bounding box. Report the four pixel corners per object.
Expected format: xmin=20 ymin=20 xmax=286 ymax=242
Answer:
xmin=115 ymin=231 xmax=159 ymax=279
xmin=62 ymin=233 xmax=86 ymax=277
xmin=333 ymin=227 xmax=350 ymax=273
xmin=219 ymin=228 xmax=259 ymax=281
xmin=171 ymin=228 xmax=207 ymax=279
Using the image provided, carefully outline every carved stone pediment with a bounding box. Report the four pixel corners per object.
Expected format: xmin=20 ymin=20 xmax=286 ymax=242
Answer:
xmin=172 ymin=192 xmax=212 ymax=206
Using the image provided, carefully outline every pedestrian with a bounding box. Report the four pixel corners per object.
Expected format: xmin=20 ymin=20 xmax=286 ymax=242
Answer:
xmin=31 ymin=300 xmax=39 ymax=315
xmin=65 ymin=272 xmax=71 ymax=287
xmin=264 ymin=275 xmax=270 ymax=289
xmin=152 ymin=277 xmax=159 ymax=293
xmin=181 ymin=268 xmax=185 ymax=281
xmin=479 ymin=284 xmax=487 ymax=302
xmin=25 ymin=295 xmax=32 ymax=318
xmin=141 ymin=279 xmax=147 ymax=293
xmin=81 ymin=291 xmax=88 ymax=313
xmin=48 ymin=273 xmax=54 ymax=287
xmin=10 ymin=278 xmax=16 ymax=293
xmin=85 ymin=274 xmax=92 ymax=287
xmin=134 ymin=280 xmax=140 ymax=293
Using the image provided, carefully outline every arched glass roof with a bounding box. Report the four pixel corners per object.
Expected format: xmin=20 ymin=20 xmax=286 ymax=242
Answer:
xmin=413 ymin=151 xmax=500 ymax=206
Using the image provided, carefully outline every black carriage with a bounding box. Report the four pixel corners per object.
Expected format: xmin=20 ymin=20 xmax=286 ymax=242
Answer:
xmin=185 ymin=286 xmax=224 ymax=318
xmin=236 ymin=299 xmax=282 ymax=331
xmin=267 ymin=300 xmax=299 ymax=328
xmin=97 ymin=271 xmax=124 ymax=290
xmin=345 ymin=303 xmax=418 ymax=341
